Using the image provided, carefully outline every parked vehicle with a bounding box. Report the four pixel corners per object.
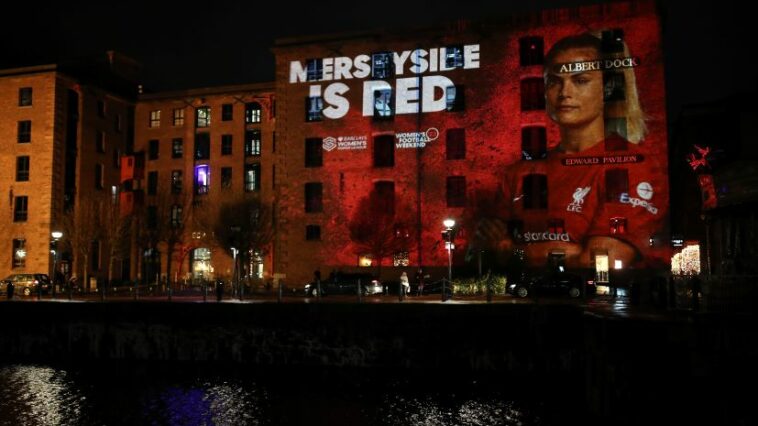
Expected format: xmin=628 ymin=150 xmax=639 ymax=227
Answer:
xmin=304 ymin=273 xmax=382 ymax=297
xmin=1 ymin=274 xmax=52 ymax=296
xmin=507 ymin=272 xmax=595 ymax=299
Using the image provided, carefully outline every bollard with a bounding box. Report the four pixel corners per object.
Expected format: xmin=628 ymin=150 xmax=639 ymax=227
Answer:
xmin=317 ymin=279 xmax=322 ymax=301
xmin=357 ymin=279 xmax=362 ymax=303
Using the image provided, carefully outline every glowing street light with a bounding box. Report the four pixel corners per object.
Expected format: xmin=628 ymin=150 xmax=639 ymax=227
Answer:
xmin=443 ymin=218 xmax=456 ymax=301
xmin=51 ymin=231 xmax=63 ymax=296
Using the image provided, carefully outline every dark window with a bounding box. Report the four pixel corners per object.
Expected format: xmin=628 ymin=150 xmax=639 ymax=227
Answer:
xmin=196 ymin=107 xmax=211 ymax=128
xmin=605 ymin=169 xmax=629 ymax=202
xmin=445 ymin=45 xmax=464 ymax=68
xmin=221 ymin=167 xmax=232 ymax=189
xmin=171 ymin=170 xmax=183 ymax=194
xmin=195 ymin=133 xmax=210 ymax=160
xmin=222 ymin=103 xmax=233 ymax=121
xmin=18 ymin=87 xmax=32 ymax=106
xmin=171 ymin=205 xmax=183 ymax=228
xmin=272 ymin=131 xmax=276 ymax=153
xmin=305 ymin=182 xmax=323 ymax=213
xmin=603 ymin=72 xmax=626 ymax=102
xmin=373 ymin=135 xmax=394 ymax=167
xmin=147 ymin=206 xmax=157 ymax=229
xmin=507 ymin=219 xmax=524 ymax=240
xmin=115 ymin=114 xmax=122 ymax=132
xmin=306 ymin=96 xmax=323 ymax=122
xmin=305 ymin=138 xmax=323 ymax=167
xmin=97 ymin=100 xmax=106 ymax=118
xmin=16 ymin=156 xmax=29 ymax=181
xmin=373 ymin=89 xmax=393 ymax=119
xmin=245 ymin=130 xmax=261 ymax=156
xmin=148 ymin=139 xmax=159 ymax=160
xmin=147 ymin=171 xmax=158 ymax=195
xmin=306 ymin=59 xmax=323 ymax=81
xmin=446 ymin=176 xmax=467 ymax=207
xmin=244 ymin=163 xmax=261 ymax=192
xmin=221 ymin=134 xmax=233 ymax=155
xmin=17 ymin=121 xmax=31 ymax=143
xmin=12 ymin=239 xmax=26 ymax=268
xmin=95 ymin=164 xmax=104 ymax=189
xmin=371 ymin=52 xmax=394 ymax=79
xmin=520 ymin=78 xmax=545 ymax=111
xmin=113 ymin=148 xmax=121 ymax=168
xmin=548 ymin=218 xmax=565 ymax=234
xmin=519 ymin=36 xmax=544 ymax=66
xmin=445 ymin=85 xmax=465 ymax=112
xmin=446 ymin=129 xmax=466 ymax=160
xmin=13 ymin=196 xmax=28 ymax=222
xmin=374 ymin=181 xmax=395 ymax=215
xmin=91 ymin=240 xmax=100 ymax=270
xmin=610 ymin=217 xmax=627 ymax=234
xmin=305 ymin=225 xmax=321 ymax=241
xmin=172 ymin=138 xmax=183 ymax=158
xmin=96 ymin=131 xmax=106 ymax=153
xmin=521 ymin=127 xmax=547 ymax=160
xmin=601 ymin=28 xmax=625 ymax=53
xmin=246 ymin=102 xmax=262 ymax=123
xmin=272 ymin=165 xmax=276 ymax=189
xmin=195 ymin=165 xmax=209 ymax=195
xmin=522 ymin=174 xmax=548 ymax=209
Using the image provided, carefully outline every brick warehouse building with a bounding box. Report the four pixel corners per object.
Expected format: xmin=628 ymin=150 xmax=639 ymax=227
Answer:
xmin=272 ymin=0 xmax=670 ymax=285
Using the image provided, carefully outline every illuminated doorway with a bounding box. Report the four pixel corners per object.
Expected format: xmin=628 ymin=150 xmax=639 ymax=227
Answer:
xmin=192 ymin=248 xmax=212 ymax=281
xmin=595 ymin=254 xmax=609 ymax=283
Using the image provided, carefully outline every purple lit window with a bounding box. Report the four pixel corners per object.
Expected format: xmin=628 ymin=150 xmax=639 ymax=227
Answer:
xmin=195 ymin=165 xmax=209 ymax=195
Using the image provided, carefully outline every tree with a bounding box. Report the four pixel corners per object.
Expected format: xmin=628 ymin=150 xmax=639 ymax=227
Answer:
xmin=96 ymin=197 xmax=132 ymax=291
xmin=62 ymin=195 xmax=104 ymax=292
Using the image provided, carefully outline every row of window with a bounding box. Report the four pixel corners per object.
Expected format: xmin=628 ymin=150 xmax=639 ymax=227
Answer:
xmin=147 ymin=131 xmax=271 ymax=160
xmin=11 ymin=238 xmax=105 ymax=269
xmin=146 ymin=164 xmax=263 ymax=196
xmin=148 ymin=102 xmax=264 ymax=128
xmin=519 ymin=169 xmax=630 ymax=209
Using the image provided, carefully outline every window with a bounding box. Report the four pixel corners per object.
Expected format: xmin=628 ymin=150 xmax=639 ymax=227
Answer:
xmin=96 ymin=131 xmax=106 ymax=153
xmin=18 ymin=87 xmax=32 ymax=106
xmin=171 ymin=170 xmax=183 ymax=194
xmin=520 ymin=78 xmax=545 ymax=111
xmin=603 ymin=72 xmax=626 ymax=102
xmin=113 ymin=148 xmax=121 ymax=168
xmin=446 ymin=129 xmax=466 ymax=160
xmin=605 ymin=169 xmax=629 ymax=202
xmin=305 ymin=182 xmax=323 ymax=213
xmin=173 ymin=108 xmax=185 ymax=126
xmin=394 ymin=251 xmax=410 ymax=267
xmin=221 ymin=167 xmax=232 ymax=189
xmin=115 ymin=114 xmax=122 ymax=132
xmin=149 ymin=110 xmax=161 ymax=128
xmin=195 ymin=133 xmax=210 ymax=160
xmin=171 ymin=205 xmax=183 ymax=228
xmin=147 ymin=171 xmax=158 ymax=195
xmin=522 ymin=174 xmax=548 ymax=209
xmin=246 ymin=102 xmax=262 ymax=123
xmin=245 ymin=130 xmax=261 ymax=156
xmin=519 ymin=36 xmax=544 ymax=66
xmin=446 ymin=176 xmax=467 ymax=207
xmin=16 ymin=156 xmax=29 ymax=181
xmin=548 ymin=219 xmax=565 ymax=234
xmin=13 ymin=196 xmax=28 ymax=222
xmin=306 ymin=58 xmax=323 ymax=81
xmin=371 ymin=52 xmax=394 ymax=79
xmin=221 ymin=134 xmax=233 ymax=155
xmin=272 ymin=165 xmax=276 ymax=189
xmin=12 ymin=239 xmax=26 ymax=268
xmin=91 ymin=240 xmax=101 ymax=271
xmin=272 ymin=131 xmax=276 ymax=153
xmin=222 ymin=103 xmax=233 ymax=121
xmin=373 ymin=135 xmax=394 ymax=167
xmin=374 ymin=181 xmax=395 ymax=215
xmin=601 ymin=28 xmax=625 ymax=54
xmin=305 ymin=138 xmax=323 ymax=167
xmin=147 ymin=206 xmax=158 ymax=229
xmin=507 ymin=219 xmax=524 ymax=240
xmin=305 ymin=225 xmax=321 ymax=241
xmin=245 ymin=163 xmax=261 ymax=192
xmin=196 ymin=107 xmax=211 ymax=128
xmin=195 ymin=165 xmax=209 ymax=195
xmin=172 ymin=138 xmax=183 ymax=158
xmin=148 ymin=139 xmax=159 ymax=160
xmin=95 ymin=164 xmax=104 ymax=189
xmin=445 ymin=85 xmax=465 ymax=112
xmin=610 ymin=217 xmax=627 ymax=234
xmin=445 ymin=45 xmax=464 ymax=68
xmin=305 ymin=96 xmax=323 ymax=122
xmin=17 ymin=121 xmax=31 ymax=143
xmin=97 ymin=100 xmax=106 ymax=118
xmin=521 ymin=127 xmax=547 ymax=160
xmin=373 ymin=88 xmax=393 ymax=119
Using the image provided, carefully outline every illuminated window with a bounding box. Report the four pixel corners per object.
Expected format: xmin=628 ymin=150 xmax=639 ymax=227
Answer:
xmin=171 ymin=205 xmax=183 ymax=228
xmin=373 ymin=89 xmax=393 ymax=119
xmin=374 ymin=181 xmax=395 ymax=215
xmin=610 ymin=217 xmax=627 ymax=234
xmin=246 ymin=102 xmax=262 ymax=123
xmin=171 ymin=170 xmax=182 ymax=194
xmin=16 ymin=156 xmax=29 ymax=182
xmin=196 ymin=107 xmax=211 ymax=128
xmin=147 ymin=171 xmax=158 ymax=195
xmin=245 ymin=130 xmax=261 ymax=156
xmin=371 ymin=52 xmax=394 ymax=79
xmin=446 ymin=176 xmax=467 ymax=207
xmin=548 ymin=219 xmax=565 ymax=234
xmin=445 ymin=45 xmax=464 ymax=68
xmin=373 ymin=135 xmax=394 ymax=167
xmin=605 ymin=169 xmax=629 ymax=202
xmin=520 ymin=78 xmax=545 ymax=111
xmin=148 ymin=139 xmax=159 ymax=160
xmin=522 ymin=174 xmax=547 ymax=209
xmin=172 ymin=138 xmax=183 ymax=158
xmin=306 ymin=59 xmax=322 ymax=81
xmin=548 ymin=252 xmax=565 ymax=271
xmin=601 ymin=28 xmax=625 ymax=53
xmin=603 ymin=72 xmax=626 ymax=102
xmin=222 ymin=103 xmax=233 ymax=121
xmin=446 ymin=128 xmax=465 ymax=160
xmin=305 ymin=182 xmax=323 ymax=213
xmin=195 ymin=165 xmax=209 ymax=195
xmin=172 ymin=108 xmax=185 ymax=126
xmin=519 ymin=36 xmax=544 ymax=66
xmin=221 ymin=167 xmax=232 ymax=189
xmin=17 ymin=121 xmax=31 ymax=143
xmin=13 ymin=196 xmax=28 ymax=222
xmin=305 ymin=138 xmax=323 ymax=167
xmin=18 ymin=87 xmax=32 ymax=106
xmin=96 ymin=131 xmax=106 ymax=153
xmin=521 ymin=127 xmax=547 ymax=160
xmin=97 ymin=100 xmax=106 ymax=118
xmin=305 ymin=225 xmax=321 ymax=241
xmin=149 ymin=110 xmax=160 ymax=128
xmin=445 ymin=85 xmax=465 ymax=112
xmin=244 ymin=163 xmax=260 ymax=192
xmin=95 ymin=164 xmax=104 ymax=189
xmin=305 ymin=96 xmax=323 ymax=122
xmin=12 ymin=239 xmax=26 ymax=268
xmin=221 ymin=134 xmax=233 ymax=155
xmin=358 ymin=254 xmax=373 ymax=267
xmin=194 ymin=133 xmax=210 ymax=160
xmin=393 ymin=252 xmax=409 ymax=267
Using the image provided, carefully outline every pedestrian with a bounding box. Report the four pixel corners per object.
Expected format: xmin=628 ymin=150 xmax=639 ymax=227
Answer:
xmin=400 ymin=272 xmax=410 ymax=298
xmin=216 ymin=279 xmax=224 ymax=302
xmin=6 ymin=280 xmax=14 ymax=300
xmin=415 ymin=269 xmax=424 ymax=296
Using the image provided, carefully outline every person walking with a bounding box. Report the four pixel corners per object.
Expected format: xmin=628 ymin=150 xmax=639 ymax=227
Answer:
xmin=6 ymin=280 xmax=14 ymax=300
xmin=415 ymin=269 xmax=424 ymax=296
xmin=400 ymin=271 xmax=410 ymax=300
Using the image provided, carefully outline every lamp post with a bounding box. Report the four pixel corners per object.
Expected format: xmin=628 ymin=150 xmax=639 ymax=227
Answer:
xmin=51 ymin=231 xmax=63 ymax=297
xmin=443 ymin=218 xmax=455 ymax=301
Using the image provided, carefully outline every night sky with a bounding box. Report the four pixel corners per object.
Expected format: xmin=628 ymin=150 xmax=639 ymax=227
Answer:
xmin=2 ymin=0 xmax=753 ymax=120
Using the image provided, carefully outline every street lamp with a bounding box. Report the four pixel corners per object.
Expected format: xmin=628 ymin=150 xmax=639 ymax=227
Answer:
xmin=51 ymin=231 xmax=63 ymax=297
xmin=443 ymin=218 xmax=455 ymax=301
